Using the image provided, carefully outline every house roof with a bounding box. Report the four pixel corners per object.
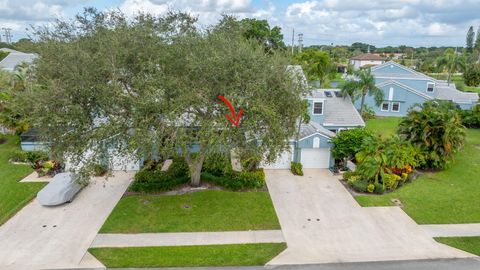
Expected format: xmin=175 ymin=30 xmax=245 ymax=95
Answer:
xmin=433 ymin=82 xmax=479 ymax=104
xmin=298 ymin=121 xmax=335 ymax=140
xmin=306 ymin=89 xmax=366 ymax=127
xmin=0 ymin=48 xmax=37 ymax=71
xmin=373 ymin=61 xmax=479 ymax=104
xmin=350 ymin=53 xmax=384 ymax=61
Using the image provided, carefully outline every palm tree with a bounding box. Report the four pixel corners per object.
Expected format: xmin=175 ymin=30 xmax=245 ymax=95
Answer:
xmin=437 ymin=50 xmax=465 ymax=85
xmin=341 ymin=69 xmax=384 ymax=115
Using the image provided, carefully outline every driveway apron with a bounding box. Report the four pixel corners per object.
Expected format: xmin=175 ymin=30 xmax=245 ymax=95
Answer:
xmin=0 ymin=171 xmax=133 ymax=270
xmin=265 ymin=169 xmax=475 ymax=265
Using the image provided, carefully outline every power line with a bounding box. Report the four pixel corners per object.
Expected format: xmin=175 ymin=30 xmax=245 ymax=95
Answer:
xmin=1 ymin=28 xmax=12 ymax=44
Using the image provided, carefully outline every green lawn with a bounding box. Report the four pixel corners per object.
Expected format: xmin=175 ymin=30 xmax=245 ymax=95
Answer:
xmin=89 ymin=243 xmax=286 ymax=268
xmin=357 ymin=118 xmax=480 ymax=224
xmin=0 ymin=135 xmax=45 ymax=225
xmin=364 ymin=116 xmax=402 ymax=138
xmin=100 ymin=190 xmax=281 ymax=233
xmin=435 ymin=237 xmax=480 ymax=256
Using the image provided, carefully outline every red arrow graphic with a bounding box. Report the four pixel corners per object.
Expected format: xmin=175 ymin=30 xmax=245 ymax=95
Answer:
xmin=218 ymin=95 xmax=244 ymax=127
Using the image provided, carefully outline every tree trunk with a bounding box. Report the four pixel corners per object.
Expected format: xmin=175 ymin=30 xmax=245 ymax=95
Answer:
xmin=185 ymin=151 xmax=206 ymax=187
xmin=359 ymin=93 xmax=366 ymax=116
xmin=295 ymin=117 xmax=303 ymax=162
xmin=447 ymin=71 xmax=452 ymax=86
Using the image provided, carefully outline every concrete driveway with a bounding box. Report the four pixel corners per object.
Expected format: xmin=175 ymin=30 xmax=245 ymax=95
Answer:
xmin=266 ymin=169 xmax=475 ymax=265
xmin=0 ymin=171 xmax=133 ymax=270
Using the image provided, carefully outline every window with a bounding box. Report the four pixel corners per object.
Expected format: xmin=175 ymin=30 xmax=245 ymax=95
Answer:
xmin=313 ymin=137 xmax=320 ymax=148
xmin=391 ymin=102 xmax=400 ymax=112
xmin=313 ymin=102 xmax=323 ymax=115
xmin=324 ymin=91 xmax=333 ymax=97
xmin=427 ymin=83 xmax=435 ymax=93
xmin=381 ymin=102 xmax=390 ymax=111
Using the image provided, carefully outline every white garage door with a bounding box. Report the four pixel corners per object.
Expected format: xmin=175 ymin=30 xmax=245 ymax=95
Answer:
xmin=301 ymin=148 xmax=330 ymax=169
xmin=262 ymin=146 xmax=294 ymax=169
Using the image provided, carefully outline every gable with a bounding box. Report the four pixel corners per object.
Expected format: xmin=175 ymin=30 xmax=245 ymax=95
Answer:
xmin=377 ymin=80 xmax=432 ymax=101
xmin=372 ymin=62 xmax=415 ymax=76
xmin=298 ymin=133 xmax=331 ymax=149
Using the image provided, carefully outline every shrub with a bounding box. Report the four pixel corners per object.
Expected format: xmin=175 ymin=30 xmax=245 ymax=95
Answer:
xmin=35 ymin=160 xmax=62 ymax=177
xmin=373 ymin=182 xmax=385 ymax=194
xmin=0 ymin=135 xmax=6 ymax=144
xmin=130 ymin=158 xmax=189 ymax=192
xmin=361 ymin=105 xmax=376 ymax=120
xmin=459 ymin=104 xmax=480 ymax=128
xmin=290 ymin=162 xmax=303 ymax=176
xmin=9 ymin=150 xmax=28 ymax=162
xmin=350 ymin=179 xmax=368 ymax=193
xmin=92 ymin=164 xmax=108 ymax=176
xmin=398 ymin=101 xmax=466 ymax=169
xmin=382 ymin=173 xmax=402 ymax=191
xmin=367 ymin=183 xmax=375 ymax=193
xmin=9 ymin=150 xmax=48 ymax=163
xmin=26 ymin=151 xmax=49 ymax=163
xmin=331 ymin=128 xmax=373 ymax=162
xmin=202 ymin=169 xmax=265 ymax=190
xmin=202 ymin=152 xmax=231 ymax=176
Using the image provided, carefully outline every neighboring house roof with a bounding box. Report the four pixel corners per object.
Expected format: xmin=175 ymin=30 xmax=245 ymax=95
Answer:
xmin=0 ymin=48 xmax=37 ymax=71
xmin=433 ymin=82 xmax=479 ymax=104
xmin=287 ymin=64 xmax=308 ymax=88
xmin=306 ymin=89 xmax=366 ymax=127
xmin=373 ymin=61 xmax=479 ymax=104
xmin=298 ymin=121 xmax=335 ymax=140
xmin=371 ymin=61 xmax=431 ymax=80
xmin=350 ymin=53 xmax=384 ymax=61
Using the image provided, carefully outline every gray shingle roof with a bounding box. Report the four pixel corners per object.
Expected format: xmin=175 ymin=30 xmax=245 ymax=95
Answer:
xmin=299 ymin=121 xmax=335 ymax=139
xmin=0 ymin=48 xmax=37 ymax=71
xmin=433 ymin=82 xmax=479 ymax=104
xmin=306 ymin=89 xmax=366 ymax=127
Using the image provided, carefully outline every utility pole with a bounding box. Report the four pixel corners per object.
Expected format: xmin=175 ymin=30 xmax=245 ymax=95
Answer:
xmin=297 ymin=33 xmax=303 ymax=54
xmin=291 ymin=28 xmax=295 ymax=55
xmin=2 ymin=28 xmax=12 ymax=44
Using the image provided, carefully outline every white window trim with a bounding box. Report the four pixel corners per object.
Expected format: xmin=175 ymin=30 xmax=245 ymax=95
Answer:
xmin=381 ymin=102 xmax=390 ymax=112
xmin=312 ymin=101 xmax=324 ymax=115
xmin=391 ymin=102 xmax=400 ymax=112
xmin=426 ymin=82 xmax=435 ymax=93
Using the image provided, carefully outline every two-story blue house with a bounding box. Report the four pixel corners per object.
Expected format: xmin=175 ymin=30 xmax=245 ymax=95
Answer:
xmin=263 ymin=86 xmax=365 ymax=169
xmin=357 ymin=61 xmax=479 ymax=116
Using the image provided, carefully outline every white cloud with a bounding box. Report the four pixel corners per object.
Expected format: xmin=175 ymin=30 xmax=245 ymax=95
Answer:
xmin=118 ymin=0 xmax=272 ymax=26
xmin=281 ymin=0 xmax=480 ymax=46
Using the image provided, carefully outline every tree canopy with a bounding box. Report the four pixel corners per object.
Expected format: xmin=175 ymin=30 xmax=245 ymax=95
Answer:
xmin=23 ymin=9 xmax=307 ymax=185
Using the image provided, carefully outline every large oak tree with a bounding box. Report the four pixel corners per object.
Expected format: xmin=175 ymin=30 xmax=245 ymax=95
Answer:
xmin=24 ymin=9 xmax=306 ymax=185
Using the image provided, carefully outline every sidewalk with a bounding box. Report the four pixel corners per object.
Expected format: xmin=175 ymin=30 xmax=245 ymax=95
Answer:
xmin=91 ymin=230 xmax=285 ymax=247
xmin=421 ymin=223 xmax=480 ymax=237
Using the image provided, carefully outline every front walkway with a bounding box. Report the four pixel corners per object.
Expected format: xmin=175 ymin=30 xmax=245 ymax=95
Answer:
xmin=0 ymin=171 xmax=133 ymax=270
xmin=91 ymin=230 xmax=284 ymax=247
xmin=265 ymin=169 xmax=475 ymax=265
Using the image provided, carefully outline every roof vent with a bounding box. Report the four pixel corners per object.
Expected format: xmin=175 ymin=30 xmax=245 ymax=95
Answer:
xmin=334 ymin=91 xmax=343 ymax=98
xmin=324 ymin=91 xmax=333 ymax=97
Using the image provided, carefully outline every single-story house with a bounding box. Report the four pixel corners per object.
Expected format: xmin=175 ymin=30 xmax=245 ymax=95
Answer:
xmin=349 ymin=53 xmax=385 ymax=69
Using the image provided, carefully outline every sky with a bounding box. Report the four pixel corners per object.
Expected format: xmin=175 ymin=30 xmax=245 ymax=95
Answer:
xmin=1 ymin=0 xmax=480 ymax=47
